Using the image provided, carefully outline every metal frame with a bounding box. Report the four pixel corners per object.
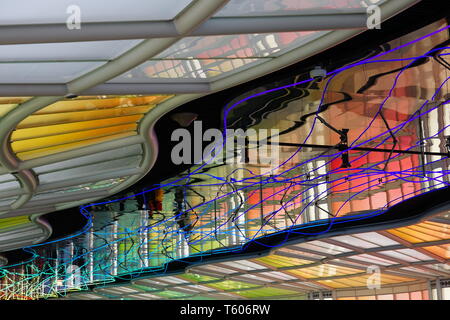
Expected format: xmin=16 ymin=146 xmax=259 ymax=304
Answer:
xmin=63 ymin=210 xmax=450 ymax=300
xmin=0 ymin=0 xmax=420 ymax=251
xmin=0 ymin=10 xmax=370 ymax=45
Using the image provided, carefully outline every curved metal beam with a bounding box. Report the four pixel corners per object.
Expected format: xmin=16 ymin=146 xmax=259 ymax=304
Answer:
xmin=10 ymin=169 xmax=39 ymax=210
xmin=0 ymin=82 xmax=212 ymax=96
xmin=0 ymin=9 xmax=383 ymax=45
xmin=0 ymin=0 xmax=228 ymax=218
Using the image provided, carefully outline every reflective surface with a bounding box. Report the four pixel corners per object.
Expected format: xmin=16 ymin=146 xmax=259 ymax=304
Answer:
xmin=1 ymin=18 xmax=449 ymax=300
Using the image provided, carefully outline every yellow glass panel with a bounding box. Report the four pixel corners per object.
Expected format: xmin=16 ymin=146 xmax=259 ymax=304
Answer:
xmin=16 ymin=131 xmax=136 ymax=160
xmin=11 ymin=115 xmax=143 ymax=141
xmin=0 ymin=104 xmax=19 ymax=117
xmin=0 ymin=97 xmax=31 ymax=104
xmin=381 ymin=274 xmax=415 ymax=282
xmin=288 ymin=265 xmax=362 ymax=279
xmin=34 ymin=95 xmax=172 ymax=114
xmin=255 ymin=254 xmax=310 ymax=268
xmin=0 ymin=216 xmax=31 ymax=230
xmin=317 ymin=278 xmax=361 ymax=289
xmin=9 ymin=95 xmax=173 ymax=161
xmin=17 ymin=106 xmax=152 ymax=129
xmin=12 ymin=124 xmax=138 ymax=153
xmin=333 ymin=277 xmax=367 ymax=287
xmin=0 ymin=98 xmax=32 ymax=117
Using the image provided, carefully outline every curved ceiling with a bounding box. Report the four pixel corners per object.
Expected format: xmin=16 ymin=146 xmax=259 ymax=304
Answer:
xmin=0 ymin=0 xmax=420 ymax=253
xmin=61 ymin=205 xmax=450 ymax=301
xmin=1 ymin=1 xmax=450 ymax=301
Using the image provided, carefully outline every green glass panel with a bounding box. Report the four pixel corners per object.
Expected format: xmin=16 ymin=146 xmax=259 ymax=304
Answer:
xmin=207 ymin=279 xmax=259 ymax=291
xmin=152 ymin=290 xmax=190 ymax=298
xmin=179 ymin=273 xmax=220 ymax=283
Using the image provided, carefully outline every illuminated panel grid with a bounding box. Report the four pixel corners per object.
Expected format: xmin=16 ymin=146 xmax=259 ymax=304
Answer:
xmin=387 ymin=221 xmax=450 ymax=259
xmin=11 ymin=95 xmax=172 ymax=160
xmin=33 ymin=210 xmax=450 ymax=300
xmin=2 ymin=13 xmax=450 ymax=301
xmin=34 ymin=20 xmax=450 ymax=294
xmin=111 ymin=32 xmax=326 ymax=82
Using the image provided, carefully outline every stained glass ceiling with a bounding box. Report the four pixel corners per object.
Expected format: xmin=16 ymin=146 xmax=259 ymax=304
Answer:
xmin=1 ymin=5 xmax=449 ymax=301
xmin=0 ymin=0 xmax=418 ymax=253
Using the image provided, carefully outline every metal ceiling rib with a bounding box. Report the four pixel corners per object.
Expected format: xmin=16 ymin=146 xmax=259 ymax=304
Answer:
xmin=0 ymin=215 xmax=52 ymax=252
xmin=0 ymin=0 xmax=420 ymax=252
xmin=0 ymin=10 xmax=369 ymax=45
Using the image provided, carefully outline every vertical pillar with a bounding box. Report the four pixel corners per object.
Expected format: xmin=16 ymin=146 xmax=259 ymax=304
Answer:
xmin=427 ymin=280 xmax=433 ymax=300
xmin=332 ymin=290 xmax=337 ymax=300
xmin=436 ymin=278 xmax=443 ymax=300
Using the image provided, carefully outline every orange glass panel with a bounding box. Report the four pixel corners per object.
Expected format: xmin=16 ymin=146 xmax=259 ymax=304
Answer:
xmin=317 ymin=273 xmax=415 ymax=289
xmin=387 ymin=221 xmax=450 ymax=243
xmin=377 ymin=294 xmax=394 ymax=300
xmin=407 ymin=224 xmax=449 ymax=239
xmin=357 ymin=296 xmax=376 ymax=300
xmin=386 ymin=229 xmax=423 ymax=243
xmin=395 ymin=292 xmax=410 ymax=300
xmin=410 ymin=291 xmax=423 ymax=300
xmin=422 ymin=244 xmax=450 ymax=259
